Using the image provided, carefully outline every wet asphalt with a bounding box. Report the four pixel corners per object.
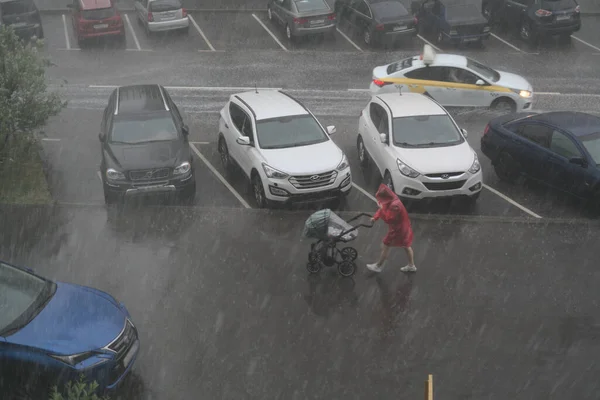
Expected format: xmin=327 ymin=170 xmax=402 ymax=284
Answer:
xmin=1 ymin=2 xmax=600 ymax=399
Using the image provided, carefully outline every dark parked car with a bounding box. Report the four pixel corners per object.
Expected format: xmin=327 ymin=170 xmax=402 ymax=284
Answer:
xmin=335 ymin=0 xmax=417 ymax=47
xmin=99 ymin=84 xmax=196 ymax=204
xmin=0 ymin=260 xmax=139 ymax=397
xmin=413 ymin=0 xmax=490 ymax=46
xmin=0 ymin=0 xmax=43 ymax=40
xmin=267 ymin=0 xmax=337 ymax=42
xmin=482 ymin=0 xmax=581 ymax=44
xmin=481 ymin=111 xmax=600 ymax=206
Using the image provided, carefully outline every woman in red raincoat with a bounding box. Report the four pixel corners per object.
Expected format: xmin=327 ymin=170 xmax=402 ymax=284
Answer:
xmin=367 ymin=184 xmax=416 ymax=273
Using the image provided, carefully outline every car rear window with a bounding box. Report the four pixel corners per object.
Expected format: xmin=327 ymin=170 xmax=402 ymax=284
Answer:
xmin=110 ymin=115 xmax=179 ymax=144
xmin=82 ymin=7 xmax=115 ymax=20
xmin=541 ymin=0 xmax=577 ymax=10
xmin=445 ymin=4 xmax=483 ymax=19
xmin=294 ymin=0 xmax=329 ymax=13
xmin=149 ymin=0 xmax=182 ymax=12
xmin=581 ymin=133 xmax=600 ymax=165
xmin=371 ymin=1 xmax=408 ymax=20
xmin=387 ymin=57 xmax=413 ymax=74
xmin=0 ymin=0 xmax=36 ymax=15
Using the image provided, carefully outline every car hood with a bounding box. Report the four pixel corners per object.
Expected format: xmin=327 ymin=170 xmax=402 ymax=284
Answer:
xmin=260 ymin=140 xmax=343 ymax=175
xmin=6 ymin=282 xmax=127 ymax=355
xmin=496 ymin=70 xmax=532 ymax=92
xmin=106 ymin=140 xmax=187 ymax=171
xmin=394 ymin=141 xmax=476 ymax=174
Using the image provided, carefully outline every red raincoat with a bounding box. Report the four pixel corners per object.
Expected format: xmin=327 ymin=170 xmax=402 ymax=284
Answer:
xmin=373 ymin=184 xmax=413 ymax=248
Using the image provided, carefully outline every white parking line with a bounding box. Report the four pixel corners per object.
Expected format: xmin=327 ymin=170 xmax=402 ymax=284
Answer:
xmin=572 ymin=35 xmax=600 ymax=53
xmin=124 ymin=14 xmax=142 ymax=51
xmin=252 ymin=13 xmax=289 ymax=52
xmin=189 ymin=143 xmax=251 ymax=209
xmin=483 ymin=184 xmax=542 ymax=219
xmin=336 ymin=28 xmax=363 ymax=52
xmin=188 ymin=14 xmax=216 ymax=51
xmin=190 ymin=141 xmax=210 ymax=145
xmin=490 ymin=33 xmax=528 ymax=54
xmin=89 ymin=85 xmax=283 ymax=91
xmin=61 ymin=14 xmax=72 ymax=50
xmin=41 ymin=138 xmax=61 ymax=142
xmin=352 ymin=183 xmax=377 ymax=204
xmin=416 ymin=34 xmax=441 ymax=51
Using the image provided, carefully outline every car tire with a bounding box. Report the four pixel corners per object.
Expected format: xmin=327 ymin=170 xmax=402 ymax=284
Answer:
xmin=218 ymin=136 xmax=235 ymax=173
xmin=267 ymin=6 xmax=273 ymax=21
xmin=357 ymin=135 xmax=370 ymax=169
xmin=520 ymin=21 xmax=537 ymax=45
xmin=36 ymin=27 xmax=44 ymax=39
xmin=363 ymin=29 xmax=373 ymax=46
xmin=436 ymin=29 xmax=444 ymax=44
xmin=383 ymin=171 xmax=395 ymax=193
xmin=285 ymin=24 xmax=295 ymax=42
xmin=493 ymin=152 xmax=520 ymax=183
xmin=482 ymin=2 xmax=494 ymax=22
xmin=491 ymin=97 xmax=516 ymax=113
xmin=252 ymin=173 xmax=269 ymax=208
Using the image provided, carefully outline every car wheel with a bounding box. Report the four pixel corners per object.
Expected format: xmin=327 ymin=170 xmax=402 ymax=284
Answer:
xmin=494 ymin=152 xmax=520 ymax=183
xmin=363 ymin=29 xmax=372 ymax=46
xmin=285 ymin=24 xmax=295 ymax=42
xmin=436 ymin=29 xmax=444 ymax=44
xmin=267 ymin=6 xmax=273 ymax=21
xmin=180 ymin=181 xmax=196 ymax=204
xmin=482 ymin=2 xmax=493 ymax=22
xmin=36 ymin=27 xmax=44 ymax=39
xmin=383 ymin=171 xmax=395 ymax=192
xmin=252 ymin=173 xmax=268 ymax=208
xmin=520 ymin=21 xmax=537 ymax=44
xmin=357 ymin=135 xmax=369 ymax=169
xmin=491 ymin=97 xmax=516 ymax=113
xmin=218 ymin=136 xmax=234 ymax=173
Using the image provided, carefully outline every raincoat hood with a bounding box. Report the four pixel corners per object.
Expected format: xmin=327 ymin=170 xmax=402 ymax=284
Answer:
xmin=375 ymin=184 xmax=399 ymax=206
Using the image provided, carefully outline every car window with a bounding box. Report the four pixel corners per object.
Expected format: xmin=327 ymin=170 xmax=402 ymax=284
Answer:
xmin=369 ymin=103 xmax=381 ymax=128
xmin=229 ymin=103 xmax=249 ymax=134
xmin=405 ymin=66 xmax=445 ymax=81
xmin=387 ymin=57 xmax=413 ymax=75
xmin=110 ymin=114 xmax=179 ymax=144
xmin=353 ymin=0 xmax=371 ymax=17
xmin=371 ymin=1 xmax=408 ymax=21
xmin=466 ymin=58 xmax=500 ymax=83
xmin=444 ymin=67 xmax=480 ymax=85
xmin=255 ymin=115 xmax=328 ymax=149
xmin=294 ymin=0 xmax=329 ymax=12
xmin=517 ymin=124 xmax=552 ymax=148
xmin=149 ymin=0 xmax=181 ymax=12
xmin=581 ymin=133 xmax=600 ymax=165
xmin=0 ymin=0 xmax=36 ymax=15
xmin=550 ymin=130 xmax=581 ymax=159
xmin=82 ymin=7 xmax=116 ymax=19
xmin=392 ymin=114 xmax=464 ymax=147
xmin=282 ymin=0 xmax=293 ymax=10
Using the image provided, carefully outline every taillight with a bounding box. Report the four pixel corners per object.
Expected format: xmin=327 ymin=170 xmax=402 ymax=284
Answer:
xmin=148 ymin=12 xmax=154 ymax=22
xmin=293 ymin=17 xmax=308 ymax=24
xmin=182 ymin=8 xmax=187 ymax=17
xmin=375 ymin=24 xmax=384 ymax=31
xmin=373 ymin=79 xmax=391 ymax=87
xmin=575 ymin=5 xmax=580 ymax=12
xmin=328 ymin=13 xmax=336 ymax=20
xmin=535 ymin=8 xmax=552 ymax=16
xmin=483 ymin=124 xmax=490 ymax=135
xmin=413 ymin=16 xmax=418 ymax=25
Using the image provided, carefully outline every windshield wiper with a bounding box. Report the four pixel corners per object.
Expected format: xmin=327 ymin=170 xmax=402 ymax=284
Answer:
xmin=397 ymin=142 xmax=418 ymax=147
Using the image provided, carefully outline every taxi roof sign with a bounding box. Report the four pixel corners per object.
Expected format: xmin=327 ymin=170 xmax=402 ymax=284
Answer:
xmin=421 ymin=44 xmax=436 ymax=66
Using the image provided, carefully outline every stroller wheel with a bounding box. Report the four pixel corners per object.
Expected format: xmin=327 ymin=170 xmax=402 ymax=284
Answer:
xmin=338 ymin=261 xmax=356 ymax=277
xmin=340 ymin=247 xmax=358 ymax=261
xmin=308 ymin=251 xmax=320 ymax=263
xmin=306 ymin=262 xmax=321 ymax=274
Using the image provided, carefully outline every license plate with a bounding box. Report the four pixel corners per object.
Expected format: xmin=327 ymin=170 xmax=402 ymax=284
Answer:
xmin=122 ymin=340 xmax=139 ymax=367
xmin=311 ymin=19 xmax=325 ymax=24
xmin=464 ymin=37 xmax=478 ymax=42
xmin=94 ymin=24 xmax=108 ymax=29
xmin=393 ymin=25 xmax=407 ymax=31
xmin=136 ymin=184 xmax=166 ymax=191
xmin=556 ymin=14 xmax=570 ymax=20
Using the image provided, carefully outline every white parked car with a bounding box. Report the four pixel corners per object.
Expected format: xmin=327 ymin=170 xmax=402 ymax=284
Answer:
xmin=369 ymin=45 xmax=534 ymax=113
xmin=357 ymin=92 xmax=483 ymax=202
xmin=217 ymin=90 xmax=352 ymax=208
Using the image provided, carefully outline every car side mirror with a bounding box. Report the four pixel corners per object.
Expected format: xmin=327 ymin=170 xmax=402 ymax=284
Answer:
xmin=569 ymin=157 xmax=587 ymax=167
xmin=379 ymin=133 xmax=388 ymax=143
xmin=327 ymin=125 xmax=336 ymax=135
xmin=461 ymin=128 xmax=468 ymax=137
xmin=182 ymin=124 xmax=189 ymax=135
xmin=236 ymin=136 xmax=251 ymax=146
xmin=98 ymin=132 xmax=105 ymax=142
xmin=475 ymin=79 xmax=485 ymax=86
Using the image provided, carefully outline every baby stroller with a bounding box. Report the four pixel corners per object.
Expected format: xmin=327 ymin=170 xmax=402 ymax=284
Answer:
xmin=302 ymin=209 xmax=374 ymax=277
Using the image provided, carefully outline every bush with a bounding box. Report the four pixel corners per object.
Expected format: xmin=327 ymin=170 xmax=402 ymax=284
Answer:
xmin=49 ymin=375 xmax=110 ymax=400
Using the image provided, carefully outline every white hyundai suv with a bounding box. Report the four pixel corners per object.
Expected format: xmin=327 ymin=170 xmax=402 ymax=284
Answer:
xmin=217 ymin=90 xmax=352 ymax=208
xmin=357 ymin=92 xmax=483 ymax=202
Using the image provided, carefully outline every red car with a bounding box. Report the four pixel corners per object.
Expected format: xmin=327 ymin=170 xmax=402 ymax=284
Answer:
xmin=67 ymin=0 xmax=125 ymax=45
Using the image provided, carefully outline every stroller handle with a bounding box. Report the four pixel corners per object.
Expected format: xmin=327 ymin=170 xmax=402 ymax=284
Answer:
xmin=346 ymin=212 xmax=375 ymax=229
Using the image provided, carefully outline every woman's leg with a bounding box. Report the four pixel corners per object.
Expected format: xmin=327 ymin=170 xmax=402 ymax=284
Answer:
xmin=404 ymin=247 xmax=415 ymax=266
xmin=377 ymin=244 xmax=391 ymax=266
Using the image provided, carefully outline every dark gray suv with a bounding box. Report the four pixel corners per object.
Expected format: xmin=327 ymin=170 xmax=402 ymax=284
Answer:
xmin=0 ymin=0 xmax=44 ymax=40
xmin=267 ymin=0 xmax=337 ymax=42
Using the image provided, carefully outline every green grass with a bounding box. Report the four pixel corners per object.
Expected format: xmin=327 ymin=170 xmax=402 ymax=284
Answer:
xmin=0 ymin=139 xmax=53 ymax=204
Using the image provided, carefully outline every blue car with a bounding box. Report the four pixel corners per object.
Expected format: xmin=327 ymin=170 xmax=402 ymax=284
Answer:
xmin=413 ymin=0 xmax=491 ymax=46
xmin=481 ymin=111 xmax=600 ymax=206
xmin=0 ymin=260 xmax=140 ymax=396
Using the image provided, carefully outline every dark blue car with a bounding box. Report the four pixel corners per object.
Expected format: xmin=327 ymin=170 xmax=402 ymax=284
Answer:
xmin=0 ymin=260 xmax=139 ymax=396
xmin=413 ymin=0 xmax=491 ymax=45
xmin=481 ymin=111 xmax=600 ymax=205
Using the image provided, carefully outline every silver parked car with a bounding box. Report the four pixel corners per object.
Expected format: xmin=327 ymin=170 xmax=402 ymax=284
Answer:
xmin=267 ymin=0 xmax=337 ymax=42
xmin=135 ymin=0 xmax=189 ymax=35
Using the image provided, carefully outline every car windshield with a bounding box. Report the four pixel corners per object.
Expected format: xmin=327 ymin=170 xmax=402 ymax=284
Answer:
xmin=110 ymin=114 xmax=179 ymax=144
xmin=581 ymin=133 xmax=600 ymax=165
xmin=0 ymin=262 xmax=54 ymax=335
xmin=82 ymin=7 xmax=116 ymax=20
xmin=466 ymin=58 xmax=500 ymax=82
xmin=149 ymin=0 xmax=181 ymax=12
xmin=541 ymin=0 xmax=577 ymax=10
xmin=0 ymin=0 xmax=35 ymax=15
xmin=392 ymin=114 xmax=464 ymax=147
xmin=256 ymin=114 xmax=328 ymax=149
xmin=294 ymin=0 xmax=329 ymax=12
xmin=371 ymin=1 xmax=408 ymax=21
xmin=445 ymin=4 xmax=483 ymax=20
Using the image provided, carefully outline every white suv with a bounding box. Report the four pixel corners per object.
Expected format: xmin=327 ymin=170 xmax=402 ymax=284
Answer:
xmin=217 ymin=90 xmax=352 ymax=208
xmin=357 ymin=92 xmax=483 ymax=202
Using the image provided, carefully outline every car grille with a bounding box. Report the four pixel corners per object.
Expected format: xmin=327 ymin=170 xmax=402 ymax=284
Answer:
xmin=289 ymin=171 xmax=337 ymax=189
xmin=129 ymin=168 xmax=170 ymax=181
xmin=107 ymin=320 xmax=138 ymax=384
xmin=425 ymin=172 xmax=464 ymax=179
xmin=423 ymin=180 xmax=466 ymax=191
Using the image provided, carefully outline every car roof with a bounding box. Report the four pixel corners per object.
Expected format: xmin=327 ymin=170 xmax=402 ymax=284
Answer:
xmin=530 ymin=112 xmax=600 ymax=137
xmin=375 ymin=93 xmax=447 ymax=117
xmin=79 ymin=0 xmax=112 ymax=10
xmin=234 ymin=90 xmax=309 ymax=121
xmin=404 ymin=54 xmax=467 ymax=70
xmin=116 ymin=84 xmax=169 ymax=115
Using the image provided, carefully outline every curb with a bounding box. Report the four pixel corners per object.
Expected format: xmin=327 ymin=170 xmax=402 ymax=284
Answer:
xmin=39 ymin=8 xmax=267 ymax=14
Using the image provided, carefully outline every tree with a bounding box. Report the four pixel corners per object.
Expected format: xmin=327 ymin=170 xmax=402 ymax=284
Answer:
xmin=0 ymin=26 xmax=66 ymax=153
xmin=49 ymin=375 xmax=111 ymax=400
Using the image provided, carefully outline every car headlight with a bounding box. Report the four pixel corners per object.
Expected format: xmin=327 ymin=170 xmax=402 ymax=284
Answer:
xmin=337 ymin=154 xmax=349 ymax=171
xmin=469 ymin=154 xmax=481 ymax=174
xmin=397 ymin=159 xmax=419 ymax=178
xmin=173 ymin=161 xmax=191 ymax=175
xmin=262 ymin=163 xmax=288 ymax=179
xmin=511 ymin=89 xmax=532 ymax=98
xmin=106 ymin=168 xmax=125 ymax=181
xmin=50 ymin=351 xmax=99 ymax=366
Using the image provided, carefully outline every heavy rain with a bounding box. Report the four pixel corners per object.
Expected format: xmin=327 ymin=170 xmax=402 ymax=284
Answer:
xmin=1 ymin=0 xmax=599 ymax=398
